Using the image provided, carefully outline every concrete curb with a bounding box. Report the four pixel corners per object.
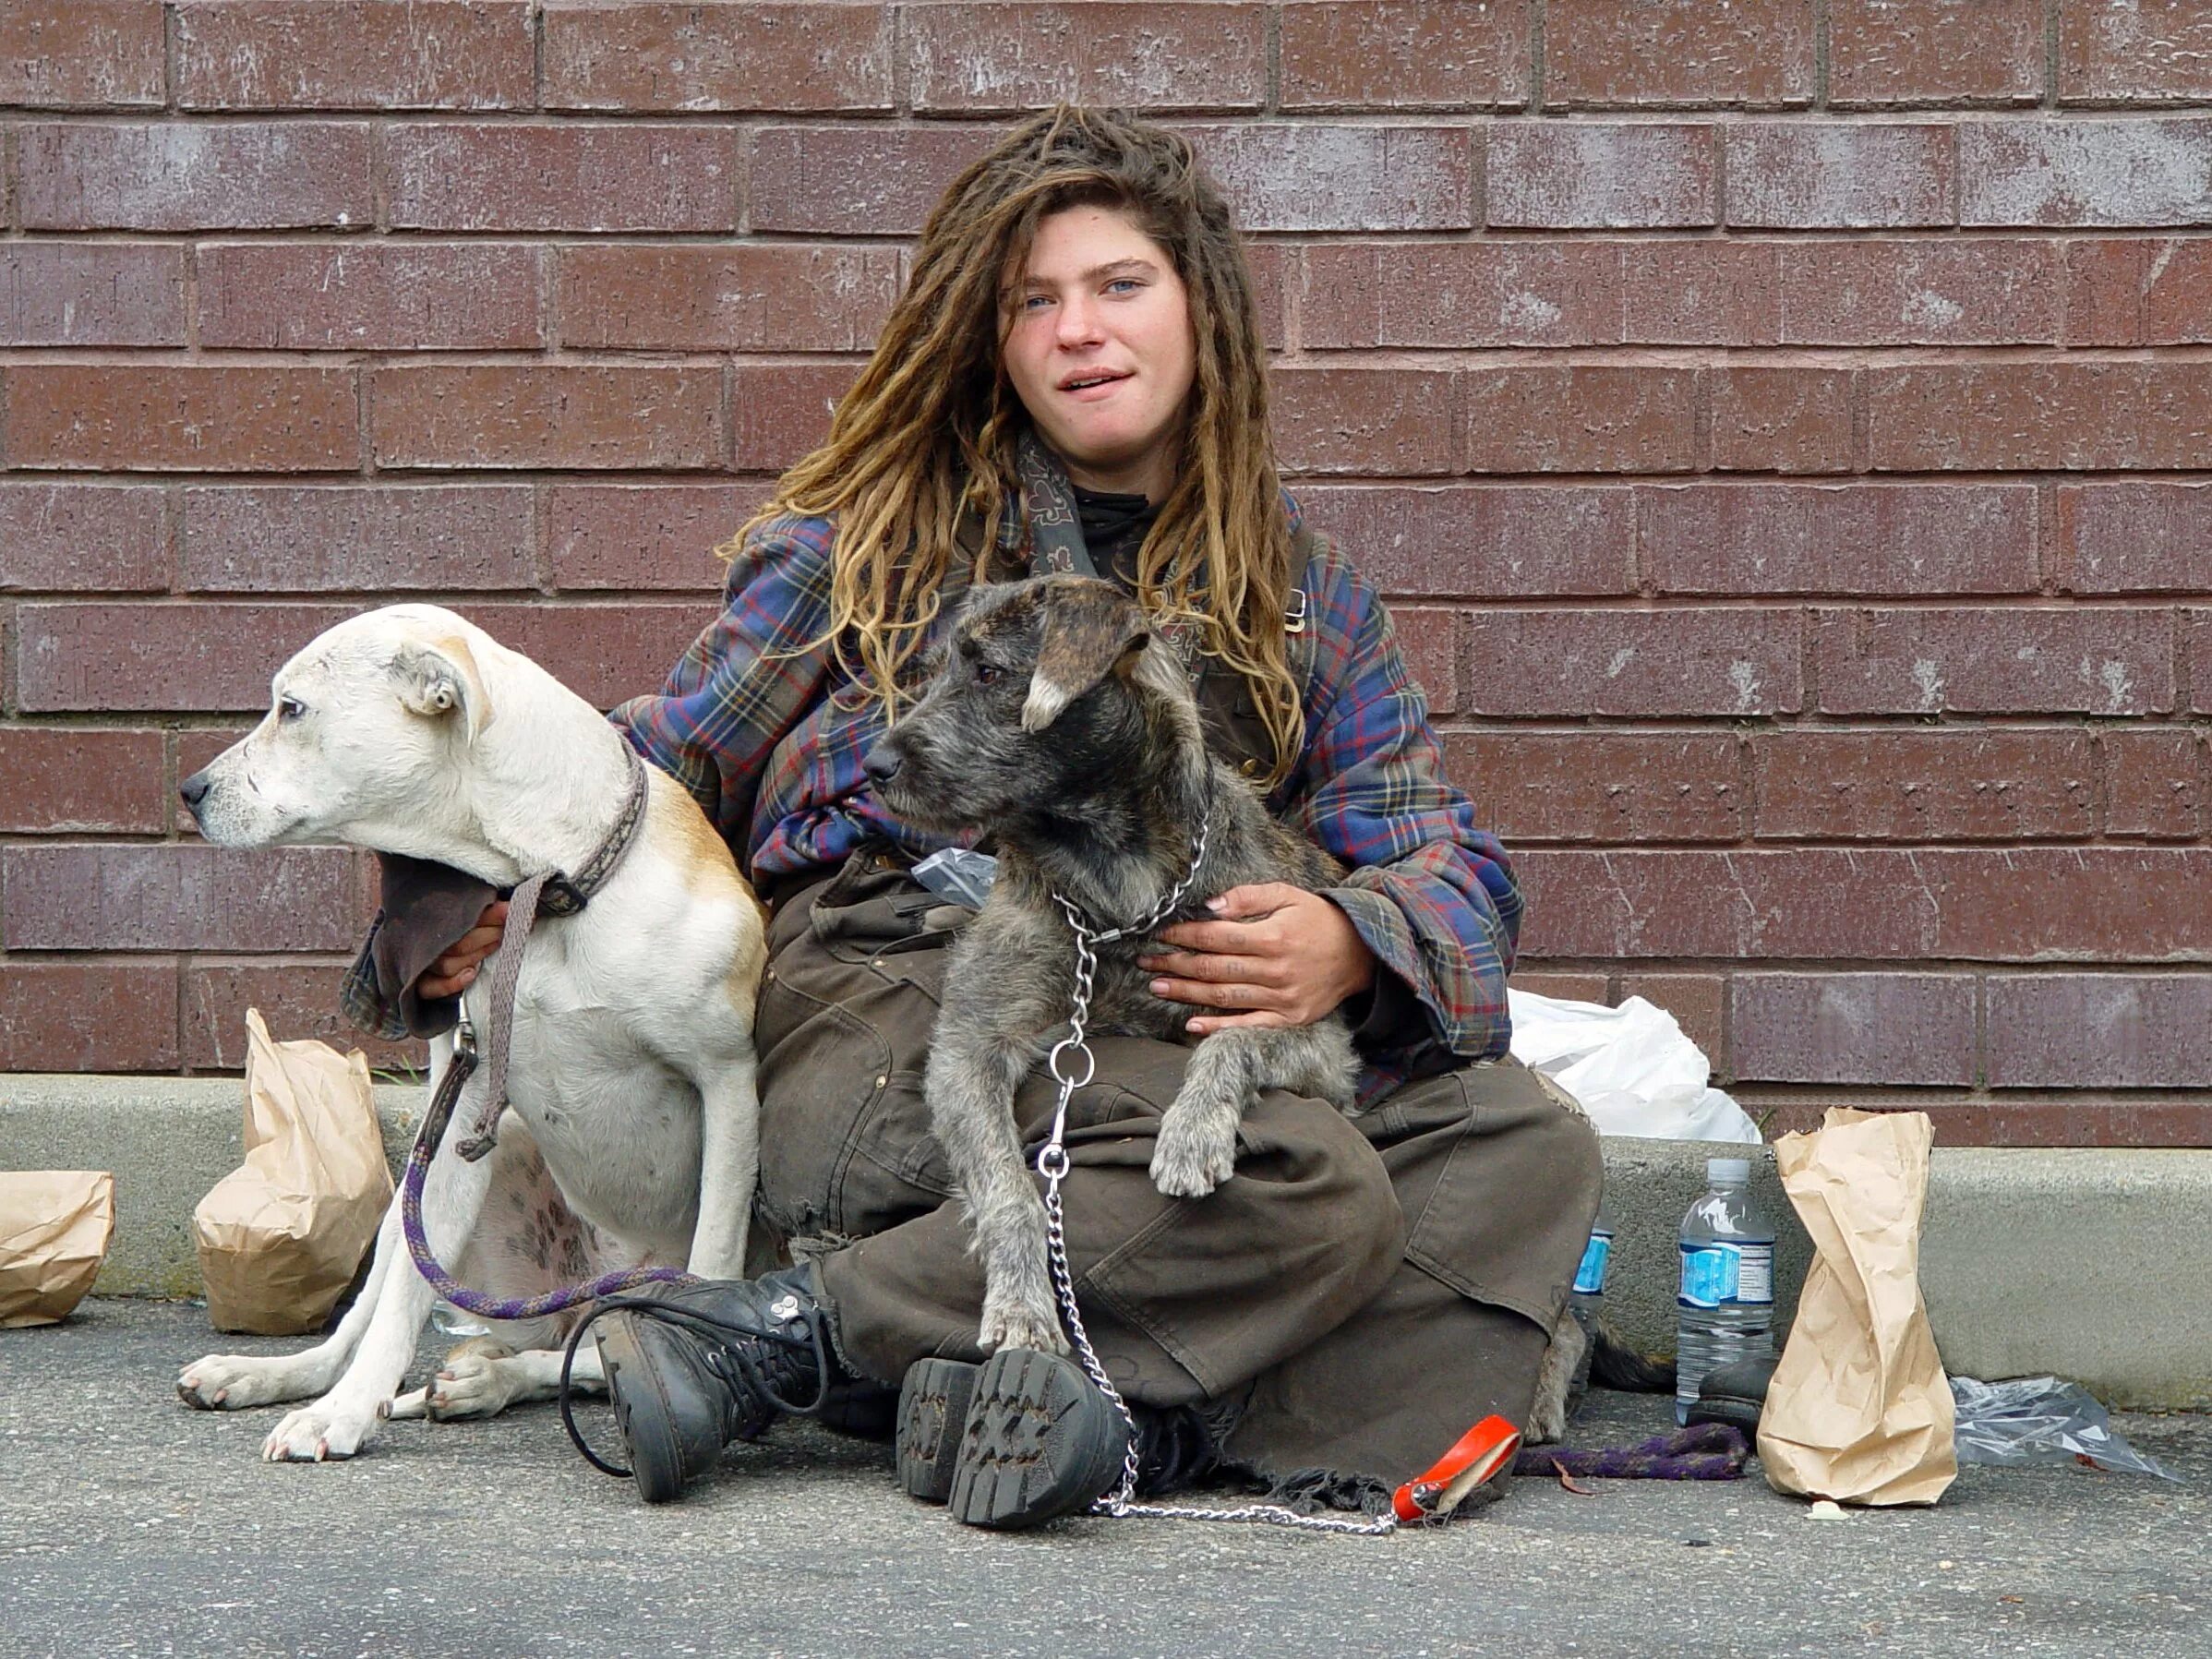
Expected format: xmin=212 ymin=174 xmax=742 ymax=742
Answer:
xmin=5 ymin=1074 xmax=2206 ymax=1408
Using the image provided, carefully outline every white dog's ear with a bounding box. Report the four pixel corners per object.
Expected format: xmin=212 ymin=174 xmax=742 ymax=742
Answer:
xmin=1021 ymin=584 xmax=1150 ymax=733
xmin=391 ymin=637 xmax=492 ymax=742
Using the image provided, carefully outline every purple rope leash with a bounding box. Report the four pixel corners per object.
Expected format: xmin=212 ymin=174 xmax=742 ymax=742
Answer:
xmin=1513 ymin=1422 xmax=1751 ymax=1481
xmin=400 ymin=1041 xmax=693 ymax=1322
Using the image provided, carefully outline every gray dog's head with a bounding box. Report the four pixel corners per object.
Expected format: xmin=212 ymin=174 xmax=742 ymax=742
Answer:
xmin=862 ymin=574 xmax=1202 ymax=837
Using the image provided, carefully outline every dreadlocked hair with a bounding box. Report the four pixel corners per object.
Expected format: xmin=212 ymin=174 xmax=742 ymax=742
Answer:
xmin=725 ymin=105 xmax=1304 ymax=786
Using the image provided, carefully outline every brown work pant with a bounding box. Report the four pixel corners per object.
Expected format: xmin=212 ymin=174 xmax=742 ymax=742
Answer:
xmin=751 ymin=856 xmax=1603 ymax=1491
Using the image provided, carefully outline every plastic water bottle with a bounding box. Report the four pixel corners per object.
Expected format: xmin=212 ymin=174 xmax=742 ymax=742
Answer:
xmin=1567 ymin=1202 xmax=1614 ymax=1398
xmin=1675 ymin=1157 xmax=1774 ymax=1425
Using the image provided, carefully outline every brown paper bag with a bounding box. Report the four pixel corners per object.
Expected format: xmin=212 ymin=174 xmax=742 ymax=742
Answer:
xmin=193 ymin=1008 xmax=394 ymax=1335
xmin=1759 ymin=1107 xmax=1955 ymax=1506
xmin=0 ymin=1171 xmax=116 ymax=1327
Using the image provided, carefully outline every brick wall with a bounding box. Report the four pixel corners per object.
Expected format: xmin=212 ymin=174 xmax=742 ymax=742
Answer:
xmin=2 ymin=2 xmax=2207 ymax=1144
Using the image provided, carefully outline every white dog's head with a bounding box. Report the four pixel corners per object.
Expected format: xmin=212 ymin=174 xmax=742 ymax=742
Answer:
xmin=181 ymin=605 xmax=499 ymax=856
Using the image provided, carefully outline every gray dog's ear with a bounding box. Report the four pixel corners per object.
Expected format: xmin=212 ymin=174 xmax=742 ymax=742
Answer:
xmin=391 ymin=636 xmax=492 ymax=742
xmin=1021 ymin=585 xmax=1150 ymax=733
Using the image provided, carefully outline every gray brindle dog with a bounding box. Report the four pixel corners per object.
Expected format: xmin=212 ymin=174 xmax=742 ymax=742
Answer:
xmin=863 ymin=573 xmax=1360 ymax=1358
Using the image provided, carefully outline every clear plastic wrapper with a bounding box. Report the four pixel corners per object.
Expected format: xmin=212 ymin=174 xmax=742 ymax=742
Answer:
xmin=911 ymin=848 xmax=999 ymax=908
xmin=1950 ymin=1375 xmax=2178 ymax=1481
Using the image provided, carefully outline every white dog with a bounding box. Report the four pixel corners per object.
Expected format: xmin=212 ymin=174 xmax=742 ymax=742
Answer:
xmin=175 ymin=604 xmax=766 ymax=1462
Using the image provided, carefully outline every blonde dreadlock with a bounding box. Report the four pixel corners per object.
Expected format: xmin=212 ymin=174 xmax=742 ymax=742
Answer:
xmin=725 ymin=106 xmax=1304 ymax=785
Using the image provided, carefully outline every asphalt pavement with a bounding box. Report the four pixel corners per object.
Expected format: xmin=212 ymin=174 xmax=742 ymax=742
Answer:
xmin=1 ymin=1299 xmax=2203 ymax=1659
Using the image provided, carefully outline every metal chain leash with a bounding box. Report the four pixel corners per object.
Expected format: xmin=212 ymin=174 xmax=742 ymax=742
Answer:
xmin=1040 ymin=821 xmax=1399 ymax=1537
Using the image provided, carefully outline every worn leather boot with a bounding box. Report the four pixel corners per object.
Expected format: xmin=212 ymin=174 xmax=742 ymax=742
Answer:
xmin=896 ymin=1348 xmax=1219 ymax=1529
xmin=581 ymin=1266 xmax=852 ymax=1504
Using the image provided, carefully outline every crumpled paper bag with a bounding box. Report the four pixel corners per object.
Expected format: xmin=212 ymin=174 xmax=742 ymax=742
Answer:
xmin=0 ymin=1171 xmax=116 ymax=1327
xmin=1760 ymin=1107 xmax=1955 ymax=1507
xmin=193 ymin=1009 xmax=393 ymax=1335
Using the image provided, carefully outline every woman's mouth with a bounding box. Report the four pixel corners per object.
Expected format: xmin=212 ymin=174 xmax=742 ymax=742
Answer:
xmin=1059 ymin=369 xmax=1132 ymax=401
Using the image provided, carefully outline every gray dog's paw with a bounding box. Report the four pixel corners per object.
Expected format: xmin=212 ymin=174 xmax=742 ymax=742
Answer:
xmin=1149 ymin=1117 xmax=1236 ymax=1199
xmin=980 ymin=1294 xmax=1069 ymax=1357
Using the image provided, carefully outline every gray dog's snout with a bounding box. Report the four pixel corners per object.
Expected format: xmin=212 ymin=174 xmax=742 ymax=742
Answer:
xmin=178 ymin=770 xmax=212 ymax=812
xmin=861 ymin=740 xmax=903 ymax=786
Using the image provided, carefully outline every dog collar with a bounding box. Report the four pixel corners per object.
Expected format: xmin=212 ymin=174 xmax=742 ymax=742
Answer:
xmin=1391 ymin=1414 xmax=1522 ymax=1524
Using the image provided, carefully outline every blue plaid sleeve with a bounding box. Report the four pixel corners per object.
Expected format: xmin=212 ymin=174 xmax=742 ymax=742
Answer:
xmin=608 ymin=514 xmax=837 ymax=859
xmin=1282 ymin=535 xmax=1521 ymax=1064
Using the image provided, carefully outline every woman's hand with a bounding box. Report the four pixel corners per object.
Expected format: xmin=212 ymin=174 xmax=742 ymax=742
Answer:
xmin=416 ymin=901 xmax=509 ymax=1001
xmin=1138 ymin=884 xmax=1376 ymax=1035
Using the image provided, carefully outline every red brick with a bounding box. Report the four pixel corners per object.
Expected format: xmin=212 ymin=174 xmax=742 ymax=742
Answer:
xmin=1465 ymin=367 xmax=1697 ymax=475
xmin=908 ymin=4 xmax=1266 ymax=113
xmin=1295 ymin=486 xmax=1634 ymax=597
xmin=1870 ymin=364 xmax=2212 ymax=472
xmin=388 ymin=124 xmax=739 ymax=234
xmin=1462 ymin=609 xmax=1801 ymax=717
xmin=1731 ymin=973 xmax=1976 ymax=1085
xmin=748 ymin=126 xmax=1000 ymax=235
xmin=1486 ymin=123 xmax=1715 ymax=228
xmin=0 ymin=727 xmax=166 ymax=832
xmin=1302 ymin=243 xmax=1621 ymax=349
xmin=2062 ymin=238 xmax=2212 ymax=346
xmin=1508 ymin=970 xmax=1611 ymax=1004
xmin=544 ymin=2 xmax=894 ymax=112
xmin=547 ymin=483 xmax=775 ymax=590
xmin=1243 ymin=242 xmax=1291 ymax=353
xmin=2104 ymin=730 xmax=2203 ymax=841
xmin=1389 ymin=606 xmax=1459 ymax=715
xmin=1961 ymin=119 xmax=2212 ymax=226
xmin=1829 ymin=0 xmax=2044 ymax=107
xmin=184 ymin=961 xmax=426 ymax=1073
xmin=1707 ymin=367 xmax=1853 ymax=473
xmin=1752 ymin=730 xmax=2097 ymax=841
xmin=1180 ymin=123 xmax=1473 ymax=232
xmin=1640 ymin=483 xmax=2038 ymax=596
xmin=198 ymin=243 xmax=544 ymax=352
xmin=1779 ymin=239 xmax=2060 ymax=345
xmin=1987 ymin=976 xmax=2212 ymax=1088
xmin=2056 ymin=483 xmax=2212 ymax=594
xmin=17 ymin=601 xmax=710 ymax=715
xmin=1621 ymin=242 xmax=1780 ymax=345
xmin=729 ymin=364 xmax=861 ymax=474
xmin=0 ymin=244 xmax=185 ymax=346
xmin=6 ymin=366 xmax=358 ymax=473
xmin=179 ymin=486 xmax=536 ymax=594
xmin=1546 ymin=0 xmax=1814 ymax=109
xmin=1743 ymin=1091 xmax=2212 ymax=1149
xmin=18 ymin=121 xmax=374 ymax=232
xmin=174 ymin=1 xmax=534 ymax=109
xmin=560 ymin=245 xmax=902 ymax=353
xmin=1725 ymin=122 xmax=1954 ymax=228
xmin=1516 ymin=847 xmax=2212 ymax=961
xmin=1617 ymin=973 xmax=1728 ymax=1076
xmin=1813 ymin=607 xmax=2174 ymax=715
xmin=0 ymin=964 xmax=179 ymax=1071
xmin=1 ymin=844 xmax=364 ymax=952
xmin=2194 ymin=611 xmax=2212 ymax=715
xmin=1279 ymin=1 xmax=1529 ymax=112
xmin=1270 ymin=367 xmax=1459 ymax=476
xmin=374 ymin=367 xmax=722 ymax=472
xmin=2060 ymin=1 xmax=2212 ymax=104
xmin=1444 ymin=730 xmax=1744 ymax=843
xmin=0 ymin=484 xmax=168 ymax=592
xmin=0 ymin=2 xmax=164 ymax=107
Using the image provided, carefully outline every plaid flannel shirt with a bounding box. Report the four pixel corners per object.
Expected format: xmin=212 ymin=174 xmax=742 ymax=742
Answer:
xmin=611 ymin=498 xmax=1521 ymax=1097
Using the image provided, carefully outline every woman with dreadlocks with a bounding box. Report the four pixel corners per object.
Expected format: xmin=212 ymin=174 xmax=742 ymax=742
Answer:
xmin=412 ymin=107 xmax=1602 ymax=1524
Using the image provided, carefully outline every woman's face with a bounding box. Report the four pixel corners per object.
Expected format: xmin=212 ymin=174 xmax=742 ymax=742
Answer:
xmin=1000 ymin=204 xmax=1196 ymax=502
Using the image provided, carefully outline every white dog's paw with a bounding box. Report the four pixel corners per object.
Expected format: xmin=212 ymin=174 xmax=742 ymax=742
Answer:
xmin=426 ymin=1352 xmax=513 ymax=1421
xmin=177 ymin=1353 xmax=300 ymax=1412
xmin=979 ymin=1294 xmax=1069 ymax=1358
xmin=261 ymin=1401 xmax=378 ymax=1462
xmin=1149 ymin=1117 xmax=1236 ymax=1199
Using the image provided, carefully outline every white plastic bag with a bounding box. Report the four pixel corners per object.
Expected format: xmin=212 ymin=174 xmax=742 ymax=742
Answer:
xmin=1509 ymin=989 xmax=1760 ymax=1143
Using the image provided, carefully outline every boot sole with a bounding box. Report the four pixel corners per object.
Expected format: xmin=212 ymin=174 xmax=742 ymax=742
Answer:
xmin=944 ymin=1348 xmax=1129 ymax=1530
xmin=595 ymin=1313 xmax=687 ymax=1505
xmin=896 ymin=1356 xmax=978 ymax=1504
